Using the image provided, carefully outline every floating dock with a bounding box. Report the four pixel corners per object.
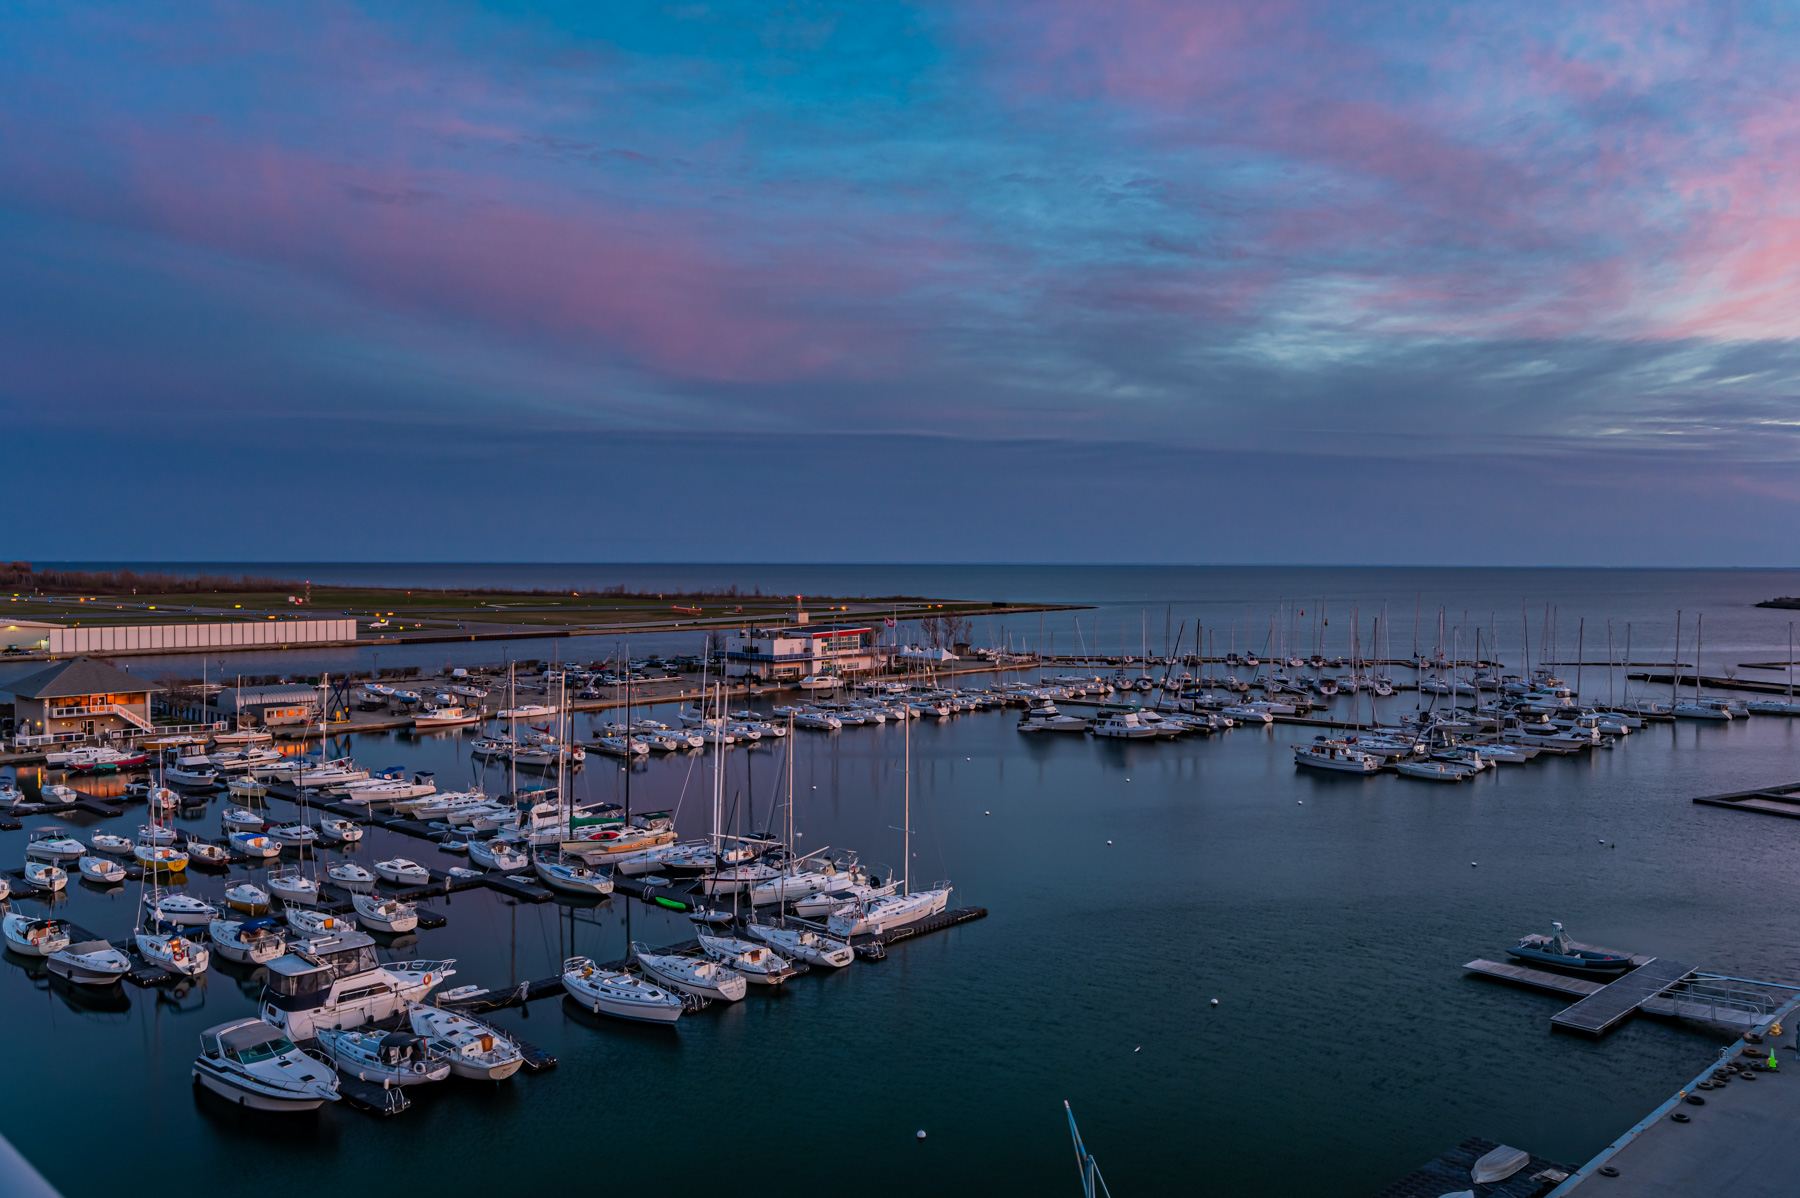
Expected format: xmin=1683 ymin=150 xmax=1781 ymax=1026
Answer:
xmin=1374 ymin=1136 xmax=1574 ymax=1198
xmin=1465 ymin=938 xmax=1796 ymax=1037
xmin=1691 ymin=780 xmax=1800 ymax=820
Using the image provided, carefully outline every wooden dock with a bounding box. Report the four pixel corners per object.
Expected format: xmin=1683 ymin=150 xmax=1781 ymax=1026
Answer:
xmin=1692 ymin=781 xmax=1800 ymax=820
xmin=1551 ymin=957 xmax=1696 ymax=1035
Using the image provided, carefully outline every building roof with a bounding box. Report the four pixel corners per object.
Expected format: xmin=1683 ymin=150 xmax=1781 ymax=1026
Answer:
xmin=214 ymin=684 xmax=320 ymax=714
xmin=4 ymin=656 xmax=159 ymax=699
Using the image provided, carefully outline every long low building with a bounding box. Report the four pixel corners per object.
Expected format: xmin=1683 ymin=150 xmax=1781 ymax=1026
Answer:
xmin=211 ymin=684 xmax=322 ymax=728
xmin=724 ymin=622 xmax=877 ymax=681
xmin=30 ymin=618 xmax=356 ymax=655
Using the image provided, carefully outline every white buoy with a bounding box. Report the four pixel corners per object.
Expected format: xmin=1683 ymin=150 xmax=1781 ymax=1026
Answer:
xmin=1297 ymin=800 xmax=1303 ymax=804
xmin=1134 ymin=1046 xmax=1140 ymax=1052
xmin=916 ymin=1130 xmax=927 ymax=1140
xmin=1106 ymin=840 xmax=1113 ymax=845
xmin=1210 ymin=998 xmax=1219 ymax=1006
xmin=1471 ymin=861 xmax=1478 ymax=867
xmin=985 ymin=811 xmax=991 ymax=815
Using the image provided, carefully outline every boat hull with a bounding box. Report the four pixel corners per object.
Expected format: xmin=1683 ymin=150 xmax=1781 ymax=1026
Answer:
xmin=193 ymin=1064 xmax=333 ymax=1111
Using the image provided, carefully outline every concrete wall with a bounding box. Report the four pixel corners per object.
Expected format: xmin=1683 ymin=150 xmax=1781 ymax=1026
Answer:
xmin=45 ymin=618 xmax=356 ymax=654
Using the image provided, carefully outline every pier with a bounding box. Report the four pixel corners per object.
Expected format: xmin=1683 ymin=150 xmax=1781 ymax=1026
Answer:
xmin=1690 ymin=780 xmax=1800 ymax=820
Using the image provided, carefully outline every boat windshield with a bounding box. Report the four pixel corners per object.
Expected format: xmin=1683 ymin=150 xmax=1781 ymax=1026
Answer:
xmin=229 ymin=1036 xmax=296 ymax=1064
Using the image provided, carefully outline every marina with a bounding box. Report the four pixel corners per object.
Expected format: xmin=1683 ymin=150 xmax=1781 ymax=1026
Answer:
xmin=9 ymin=567 xmax=1800 ymax=1193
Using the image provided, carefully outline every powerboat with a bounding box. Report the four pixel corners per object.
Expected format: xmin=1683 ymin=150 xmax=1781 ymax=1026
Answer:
xmin=186 ymin=839 xmax=230 ymax=869
xmin=90 ymin=831 xmax=135 ymax=855
xmin=1092 ymin=710 xmax=1161 ymax=739
xmin=22 ymin=861 xmax=68 ymax=892
xmin=258 ymin=929 xmax=453 ymax=1039
xmin=1393 ymin=760 xmax=1468 ymax=783
xmin=269 ymin=823 xmax=319 ymax=849
xmin=227 ymin=775 xmax=270 ymax=800
xmin=326 ymin=861 xmax=376 ymax=893
xmin=560 ymin=956 xmax=684 ymax=1023
xmin=375 ymin=858 xmax=431 ymax=886
xmin=284 ymin=908 xmax=346 ymax=937
xmin=224 ymin=883 xmax=271 ymax=914
xmin=1292 ymin=738 xmax=1382 ymax=774
xmin=25 ymin=828 xmax=86 ymax=863
xmin=352 ymin=893 xmax=419 ymax=934
xmin=144 ymin=892 xmax=218 ymax=928
xmin=632 ymin=943 xmax=747 ymax=1001
xmin=413 ymin=705 xmax=481 ymax=729
xmin=3 ymin=914 xmax=71 ymax=956
xmin=696 ymin=932 xmax=798 ymax=985
xmin=193 ymin=1018 xmax=340 ymax=1111
xmin=318 ymin=818 xmax=363 ymax=844
xmin=407 ymin=1006 xmax=525 ymax=1081
xmin=209 ymin=917 xmax=288 ymax=965
xmin=316 ymin=1028 xmax=449 ymax=1086
xmin=1506 ymin=922 xmax=1633 ymax=975
xmin=137 ymin=822 xmax=176 ymax=846
xmin=78 ymin=855 xmax=126 ymax=884
xmin=47 ymin=939 xmax=131 ymax=984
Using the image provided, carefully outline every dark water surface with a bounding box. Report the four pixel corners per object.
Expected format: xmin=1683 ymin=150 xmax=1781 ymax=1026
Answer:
xmin=5 ymin=567 xmax=1800 ymax=1195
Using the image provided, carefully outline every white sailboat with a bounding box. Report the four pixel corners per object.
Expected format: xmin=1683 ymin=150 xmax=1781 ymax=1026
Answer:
xmin=827 ymin=706 xmax=952 ymax=938
xmin=631 ymin=942 xmax=747 ymax=1001
xmin=560 ymin=956 xmax=684 ymax=1023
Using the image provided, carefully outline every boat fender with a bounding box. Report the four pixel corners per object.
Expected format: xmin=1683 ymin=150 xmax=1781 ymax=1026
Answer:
xmin=1671 ymin=1112 xmax=1691 ymax=1123
xmin=1685 ymin=1094 xmax=1706 ymax=1105
xmin=1598 ymin=1166 xmax=1620 ymax=1177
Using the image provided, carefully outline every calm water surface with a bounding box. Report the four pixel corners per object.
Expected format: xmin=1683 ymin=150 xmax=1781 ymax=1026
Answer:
xmin=5 ymin=567 xmax=1800 ymax=1195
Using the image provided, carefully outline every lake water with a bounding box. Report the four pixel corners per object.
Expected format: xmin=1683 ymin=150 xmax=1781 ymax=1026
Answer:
xmin=5 ymin=566 xmax=1800 ymax=1196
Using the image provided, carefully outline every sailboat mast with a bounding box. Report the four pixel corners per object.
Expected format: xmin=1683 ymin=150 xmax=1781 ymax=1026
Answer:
xmin=1672 ymin=611 xmax=1682 ymax=705
xmin=903 ymin=695 xmax=911 ymax=894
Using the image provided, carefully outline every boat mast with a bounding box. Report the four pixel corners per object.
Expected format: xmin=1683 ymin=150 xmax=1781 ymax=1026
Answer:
xmin=902 ymin=693 xmax=911 ymax=895
xmin=1672 ymin=611 xmax=1682 ymax=706
xmin=1576 ymin=618 xmax=1585 ymax=703
xmin=1696 ymin=613 xmax=1704 ymax=703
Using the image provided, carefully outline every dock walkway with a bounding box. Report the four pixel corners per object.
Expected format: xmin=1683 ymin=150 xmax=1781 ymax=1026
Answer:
xmin=1551 ymin=958 xmax=1695 ymax=1035
xmin=1692 ymin=780 xmax=1800 ymax=820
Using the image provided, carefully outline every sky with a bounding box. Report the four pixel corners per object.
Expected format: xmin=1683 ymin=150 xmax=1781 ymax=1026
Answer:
xmin=5 ymin=0 xmax=1800 ymax=564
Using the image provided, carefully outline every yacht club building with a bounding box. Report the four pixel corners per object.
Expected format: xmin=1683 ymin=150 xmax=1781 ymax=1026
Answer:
xmin=4 ymin=656 xmax=159 ymax=741
xmin=724 ymin=623 xmax=877 ymax=682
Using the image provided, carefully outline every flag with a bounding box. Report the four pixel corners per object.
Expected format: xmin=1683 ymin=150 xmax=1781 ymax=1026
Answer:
xmin=885 ymin=617 xmax=896 ymax=627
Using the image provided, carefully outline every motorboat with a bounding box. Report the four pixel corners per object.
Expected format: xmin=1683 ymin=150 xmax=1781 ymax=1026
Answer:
xmin=413 ymin=705 xmax=481 ymax=729
xmin=318 ymin=818 xmax=363 ymax=844
xmin=22 ymin=860 xmax=68 ymax=892
xmin=258 ymin=929 xmax=453 ymax=1039
xmin=165 ymin=757 xmax=221 ymax=788
xmin=1505 ymin=922 xmax=1633 ymax=974
xmin=559 ymin=956 xmax=684 ymax=1023
xmin=193 ymin=1018 xmax=340 ymax=1111
xmin=209 ymin=917 xmax=287 ymax=965
xmin=225 ymin=882 xmax=271 ymax=914
xmin=266 ymin=866 xmax=321 ymax=906
xmin=210 ymin=747 xmax=283 ymax=773
xmin=284 ymin=908 xmax=345 ymax=937
xmin=1393 ymin=760 xmax=1468 ymax=783
xmin=47 ymin=939 xmax=132 ymax=984
xmin=25 ymin=827 xmax=86 ymax=863
xmin=326 ymin=861 xmax=376 ymax=893
xmin=375 ymin=858 xmax=431 ymax=886
xmin=352 ymin=893 xmax=419 ymax=934
xmin=66 ymin=747 xmax=148 ymax=774
xmin=468 ymin=838 xmax=530 ymax=873
xmin=136 ymin=929 xmax=209 ymax=975
xmin=1292 ymin=738 xmax=1382 ymax=774
xmin=409 ymin=793 xmax=491 ymax=822
xmin=696 ymin=932 xmax=797 ymax=984
xmin=316 ymin=1028 xmax=449 ymax=1086
xmin=230 ymin=831 xmax=280 ymax=859
xmin=90 ymin=831 xmax=135 ymax=855
xmin=186 ymin=839 xmax=231 ymax=869
xmin=746 ymin=921 xmax=854 ymax=968
xmin=533 ymin=855 xmax=615 ymax=895
xmin=826 ymin=883 xmax=952 ymax=937
xmin=408 ymin=1006 xmax=525 ymax=1081
xmin=1091 ymin=710 xmax=1162 ymax=739
xmin=144 ymin=892 xmax=218 ymax=928
xmin=3 ymin=914 xmax=71 ymax=956
xmin=1017 ymin=709 xmax=1091 ymax=733
xmin=78 ymin=855 xmax=126 ymax=884
xmin=632 ymin=943 xmax=747 ymax=1001
xmin=221 ymin=808 xmax=265 ymax=833
xmin=269 ymin=823 xmax=319 ymax=849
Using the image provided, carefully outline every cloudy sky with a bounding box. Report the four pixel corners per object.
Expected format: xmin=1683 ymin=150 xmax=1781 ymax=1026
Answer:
xmin=5 ymin=1 xmax=1800 ymax=564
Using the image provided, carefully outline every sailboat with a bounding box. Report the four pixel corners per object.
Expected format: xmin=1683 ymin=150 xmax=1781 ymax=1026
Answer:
xmin=269 ymin=683 xmax=330 ymax=905
xmin=827 ymin=701 xmax=952 ymax=938
xmin=1748 ymin=623 xmax=1800 ymax=716
xmin=534 ymin=673 xmax=616 ymax=895
xmin=134 ymin=830 xmax=210 ymax=976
